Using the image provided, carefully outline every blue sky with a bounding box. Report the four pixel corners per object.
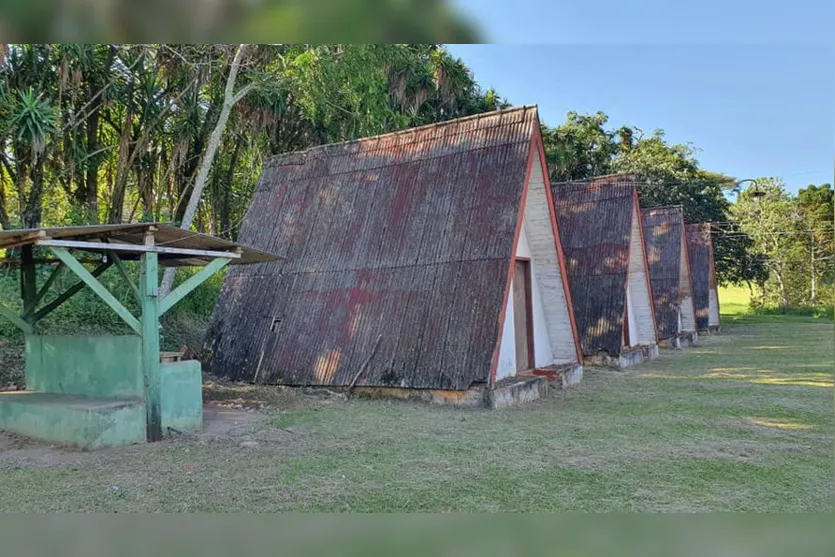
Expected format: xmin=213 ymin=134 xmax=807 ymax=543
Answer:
xmin=451 ymin=0 xmax=834 ymax=45
xmin=446 ymin=44 xmax=832 ymax=193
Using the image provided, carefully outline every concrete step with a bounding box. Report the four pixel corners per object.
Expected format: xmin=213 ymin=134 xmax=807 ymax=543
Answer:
xmin=0 ymin=392 xmax=145 ymax=449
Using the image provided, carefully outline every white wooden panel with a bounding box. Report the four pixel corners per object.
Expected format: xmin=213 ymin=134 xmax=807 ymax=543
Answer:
xmin=628 ymin=202 xmax=657 ymax=345
xmin=521 ymin=150 xmax=578 ymax=364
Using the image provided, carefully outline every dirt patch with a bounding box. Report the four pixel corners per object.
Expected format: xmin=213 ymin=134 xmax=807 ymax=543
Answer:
xmin=0 ymin=379 xmax=339 ymax=467
xmin=202 ymin=376 xmax=346 ymax=412
xmin=199 ymin=403 xmax=267 ymax=441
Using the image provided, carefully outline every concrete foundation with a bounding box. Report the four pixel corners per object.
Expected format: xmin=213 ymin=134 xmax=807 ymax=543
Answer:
xmin=659 ymin=332 xmax=697 ymax=349
xmin=584 ymin=344 xmax=659 ymax=368
xmin=0 ymin=392 xmax=146 ymax=449
xmin=487 ymin=376 xmax=547 ymax=409
xmin=0 ymin=335 xmax=204 ymax=448
xmin=348 ymin=372 xmax=559 ymax=410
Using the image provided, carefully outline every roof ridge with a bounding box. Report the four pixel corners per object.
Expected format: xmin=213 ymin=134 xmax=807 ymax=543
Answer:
xmin=266 ymin=105 xmax=538 ymax=166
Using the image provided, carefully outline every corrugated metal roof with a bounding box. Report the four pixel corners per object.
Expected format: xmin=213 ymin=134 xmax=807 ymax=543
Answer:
xmin=0 ymin=223 xmax=278 ymax=266
xmin=551 ymin=175 xmax=638 ymax=357
xmin=685 ymin=223 xmax=713 ymax=331
xmin=208 ymin=106 xmax=542 ymax=390
xmin=642 ymin=206 xmax=686 ymax=340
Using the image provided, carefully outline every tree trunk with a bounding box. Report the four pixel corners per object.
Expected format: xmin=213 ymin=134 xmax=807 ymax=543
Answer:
xmin=809 ymin=233 xmax=816 ymax=304
xmin=85 ymin=96 xmax=101 ymax=223
xmin=773 ymin=267 xmax=789 ymax=311
xmin=160 ymin=44 xmax=253 ymax=296
xmin=23 ymin=156 xmax=45 ymax=228
xmin=108 ymin=103 xmax=134 ymax=224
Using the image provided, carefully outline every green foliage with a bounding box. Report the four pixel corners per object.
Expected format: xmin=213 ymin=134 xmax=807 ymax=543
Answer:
xmin=541 ymin=113 xmax=762 ymax=285
xmin=733 ymin=179 xmax=834 ymax=312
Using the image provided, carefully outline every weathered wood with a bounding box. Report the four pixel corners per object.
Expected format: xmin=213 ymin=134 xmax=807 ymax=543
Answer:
xmin=29 ymin=262 xmax=66 ymax=318
xmin=110 ymin=251 xmax=140 ymax=305
xmin=348 ymin=334 xmax=383 ymax=394
xmin=49 ymin=247 xmax=141 ymax=334
xmin=0 ymin=302 xmax=33 ymax=334
xmin=140 ymin=231 xmax=163 ymax=442
xmin=36 ymin=239 xmax=242 ymax=260
xmin=159 ymin=257 xmax=230 ymax=316
xmin=33 ymin=260 xmax=112 ymax=322
xmin=0 ymin=229 xmax=46 ymax=250
xmin=20 ymin=245 xmax=36 ymax=318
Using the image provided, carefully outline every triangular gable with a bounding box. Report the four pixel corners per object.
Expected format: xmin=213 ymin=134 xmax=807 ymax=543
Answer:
xmin=493 ymin=130 xmax=583 ymax=382
xmin=626 ymin=195 xmax=658 ymax=346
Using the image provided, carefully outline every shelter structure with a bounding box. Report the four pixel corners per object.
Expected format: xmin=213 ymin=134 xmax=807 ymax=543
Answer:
xmin=641 ymin=206 xmax=698 ymax=348
xmin=0 ymin=223 xmax=277 ymax=448
xmin=685 ymin=223 xmax=721 ymax=333
xmin=208 ymin=106 xmax=584 ymax=408
xmin=551 ymin=174 xmax=659 ymax=367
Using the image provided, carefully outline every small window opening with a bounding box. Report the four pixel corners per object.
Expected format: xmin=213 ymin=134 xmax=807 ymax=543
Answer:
xmin=271 ymin=318 xmax=282 ymax=333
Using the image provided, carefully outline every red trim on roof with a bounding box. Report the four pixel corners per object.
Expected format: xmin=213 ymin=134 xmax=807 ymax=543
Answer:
xmin=489 ymin=137 xmax=536 ymax=388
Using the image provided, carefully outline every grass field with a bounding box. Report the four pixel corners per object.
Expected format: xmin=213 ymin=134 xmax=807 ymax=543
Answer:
xmin=1 ymin=289 xmax=832 ymax=512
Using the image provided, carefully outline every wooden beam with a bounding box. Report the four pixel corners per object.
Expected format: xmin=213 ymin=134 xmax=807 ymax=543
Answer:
xmin=0 ymin=257 xmax=102 ymax=265
xmin=28 ymin=262 xmax=65 ymax=318
xmin=33 ymin=260 xmax=112 ymax=322
xmin=110 ymin=251 xmax=141 ymax=305
xmin=36 ymin=239 xmax=241 ymax=260
xmin=159 ymin=257 xmax=230 ymax=316
xmin=49 ymin=248 xmax=141 ymax=335
xmin=20 ymin=245 xmax=36 ymax=316
xmin=0 ymin=229 xmax=46 ymax=250
xmin=0 ymin=303 xmax=33 ymax=334
xmin=140 ymin=230 xmax=163 ymax=442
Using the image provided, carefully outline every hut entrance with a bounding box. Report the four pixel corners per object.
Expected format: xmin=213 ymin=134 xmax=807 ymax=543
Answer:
xmin=513 ymin=259 xmax=534 ymax=372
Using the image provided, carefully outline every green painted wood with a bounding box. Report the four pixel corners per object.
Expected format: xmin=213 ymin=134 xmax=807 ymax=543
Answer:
xmin=20 ymin=245 xmax=36 ymax=317
xmin=110 ymin=251 xmax=141 ymax=305
xmin=159 ymin=257 xmax=230 ymax=316
xmin=29 ymin=262 xmax=65 ymax=317
xmin=140 ymin=249 xmax=163 ymax=442
xmin=33 ymin=260 xmax=112 ymax=322
xmin=0 ymin=302 xmax=33 ymax=334
xmin=50 ymin=248 xmax=141 ymax=335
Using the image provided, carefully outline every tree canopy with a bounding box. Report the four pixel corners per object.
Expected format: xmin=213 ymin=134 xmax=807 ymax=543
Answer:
xmin=1 ymin=43 xmax=829 ymax=312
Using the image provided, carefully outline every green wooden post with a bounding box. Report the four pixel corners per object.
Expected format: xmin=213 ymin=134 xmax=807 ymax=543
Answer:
xmin=140 ymin=230 xmax=163 ymax=442
xmin=20 ymin=245 xmax=36 ymax=320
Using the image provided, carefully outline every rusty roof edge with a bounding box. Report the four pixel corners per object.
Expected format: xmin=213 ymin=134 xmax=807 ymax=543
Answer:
xmin=264 ymin=105 xmax=538 ymax=168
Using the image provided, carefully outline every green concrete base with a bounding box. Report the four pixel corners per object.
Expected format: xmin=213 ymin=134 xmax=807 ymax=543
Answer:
xmin=0 ymin=392 xmax=145 ymax=449
xmin=160 ymin=360 xmax=203 ymax=434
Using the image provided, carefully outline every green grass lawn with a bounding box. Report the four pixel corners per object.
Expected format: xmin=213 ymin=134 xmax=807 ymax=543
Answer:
xmin=718 ymin=285 xmax=752 ymax=317
xmin=1 ymin=305 xmax=833 ymax=511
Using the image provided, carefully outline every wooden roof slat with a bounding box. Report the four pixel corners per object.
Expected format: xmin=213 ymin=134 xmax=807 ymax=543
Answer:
xmin=0 ymin=223 xmax=279 ymax=267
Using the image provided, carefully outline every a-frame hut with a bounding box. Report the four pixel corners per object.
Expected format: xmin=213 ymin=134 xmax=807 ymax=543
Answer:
xmin=641 ymin=206 xmax=698 ymax=348
xmin=551 ymin=175 xmax=659 ymax=367
xmin=685 ymin=223 xmax=721 ymax=333
xmin=207 ymin=106 xmax=584 ymax=407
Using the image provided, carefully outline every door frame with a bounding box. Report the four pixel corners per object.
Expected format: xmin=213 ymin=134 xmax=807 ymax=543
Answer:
xmin=513 ymin=257 xmax=535 ymax=371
